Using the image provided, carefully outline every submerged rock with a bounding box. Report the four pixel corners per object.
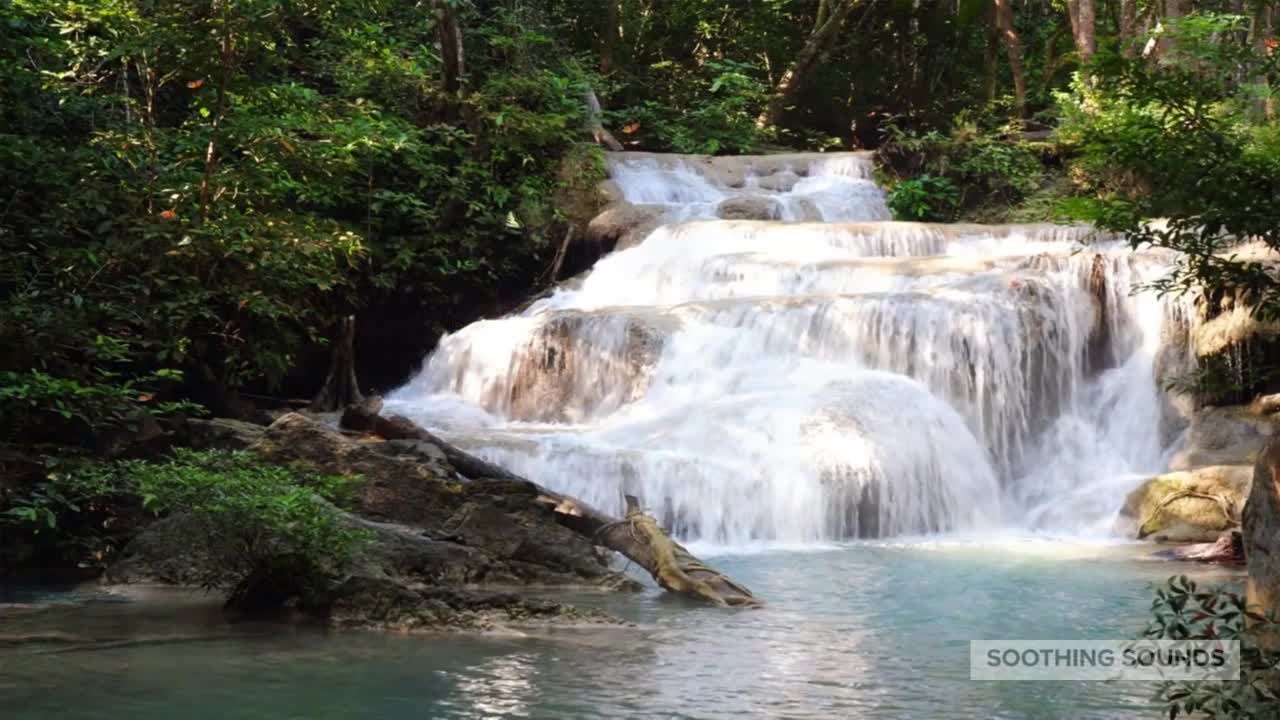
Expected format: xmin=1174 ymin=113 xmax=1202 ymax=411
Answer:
xmin=319 ymin=576 xmax=627 ymax=632
xmin=1119 ymin=465 xmax=1252 ymax=542
xmin=715 ymin=195 xmax=782 ymax=221
xmin=1150 ymin=530 xmax=1244 ymax=564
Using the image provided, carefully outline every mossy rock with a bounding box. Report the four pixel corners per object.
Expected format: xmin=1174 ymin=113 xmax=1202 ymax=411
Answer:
xmin=1118 ymin=465 xmax=1252 ymax=542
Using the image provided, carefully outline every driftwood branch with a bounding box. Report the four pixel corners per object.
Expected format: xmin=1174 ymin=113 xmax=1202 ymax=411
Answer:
xmin=1139 ymin=490 xmax=1236 ymax=539
xmin=583 ymin=88 xmax=623 ymax=151
xmin=341 ymin=404 xmax=761 ymax=607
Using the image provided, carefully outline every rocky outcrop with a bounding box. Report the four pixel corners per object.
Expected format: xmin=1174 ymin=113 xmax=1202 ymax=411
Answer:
xmin=111 ymin=412 xmax=642 ymax=630
xmin=1168 ymin=406 xmax=1277 ymax=470
xmin=1118 ymin=465 xmax=1252 ymax=542
xmin=584 ymin=203 xmax=664 ymax=253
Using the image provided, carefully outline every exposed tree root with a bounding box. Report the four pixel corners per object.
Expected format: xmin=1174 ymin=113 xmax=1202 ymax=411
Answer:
xmin=1139 ymin=490 xmax=1237 ymax=539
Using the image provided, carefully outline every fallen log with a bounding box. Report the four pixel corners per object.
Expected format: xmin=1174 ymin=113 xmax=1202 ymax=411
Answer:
xmin=340 ymin=403 xmax=762 ymax=608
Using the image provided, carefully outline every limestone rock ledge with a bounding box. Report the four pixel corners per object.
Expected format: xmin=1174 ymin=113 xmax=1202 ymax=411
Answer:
xmin=108 ymin=412 xmax=640 ymax=631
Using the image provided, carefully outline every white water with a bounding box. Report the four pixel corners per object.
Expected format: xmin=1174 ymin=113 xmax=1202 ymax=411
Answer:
xmin=389 ymin=152 xmax=1190 ymax=544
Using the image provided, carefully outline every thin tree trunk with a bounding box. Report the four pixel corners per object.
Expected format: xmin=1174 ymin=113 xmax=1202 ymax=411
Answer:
xmin=198 ymin=0 xmax=235 ymax=224
xmin=600 ymin=0 xmax=620 ymax=74
xmin=435 ymin=0 xmax=464 ymax=98
xmin=1120 ymin=0 xmax=1139 ymax=56
xmin=757 ymin=0 xmax=860 ymax=127
xmin=311 ymin=316 xmax=365 ymax=412
xmin=1154 ymin=0 xmax=1196 ymax=58
xmin=994 ymin=0 xmax=1027 ymax=118
xmin=1066 ymin=0 xmax=1097 ymax=67
xmin=983 ymin=0 xmax=1000 ymax=103
xmin=1251 ymin=2 xmax=1276 ymax=120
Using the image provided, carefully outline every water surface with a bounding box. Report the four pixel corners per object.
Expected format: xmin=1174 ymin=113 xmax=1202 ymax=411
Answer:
xmin=2 ymin=541 xmax=1239 ymax=719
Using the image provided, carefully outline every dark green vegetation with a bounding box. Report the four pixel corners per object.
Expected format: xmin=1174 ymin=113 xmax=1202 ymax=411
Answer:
xmin=1 ymin=448 xmax=366 ymax=600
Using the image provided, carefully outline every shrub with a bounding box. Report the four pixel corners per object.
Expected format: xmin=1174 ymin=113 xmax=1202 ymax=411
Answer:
xmin=887 ymin=175 xmax=961 ymax=221
xmin=1 ymin=450 xmax=368 ymax=605
xmin=1144 ymin=575 xmax=1280 ymax=719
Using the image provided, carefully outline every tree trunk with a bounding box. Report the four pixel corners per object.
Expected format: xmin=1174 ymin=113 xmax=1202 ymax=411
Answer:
xmin=600 ymin=0 xmax=620 ymax=74
xmin=994 ymin=0 xmax=1027 ymax=118
xmin=1120 ymin=0 xmax=1139 ymax=56
xmin=757 ymin=0 xmax=860 ymax=127
xmin=1252 ymin=2 xmax=1276 ymax=120
xmin=1066 ymin=0 xmax=1097 ymax=67
xmin=983 ymin=1 xmax=1000 ymax=103
xmin=310 ymin=316 xmax=365 ymax=412
xmin=1245 ymin=437 xmax=1280 ymax=647
xmin=435 ymin=0 xmax=464 ymax=98
xmin=340 ymin=407 xmax=762 ymax=608
xmin=1154 ymin=0 xmax=1196 ymax=58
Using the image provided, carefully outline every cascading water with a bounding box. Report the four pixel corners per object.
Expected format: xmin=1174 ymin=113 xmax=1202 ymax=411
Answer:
xmin=388 ymin=152 xmax=1189 ymax=544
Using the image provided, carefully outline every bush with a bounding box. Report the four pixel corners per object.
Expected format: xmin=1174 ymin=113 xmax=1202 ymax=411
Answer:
xmin=610 ymin=59 xmax=771 ymax=154
xmin=887 ymin=175 xmax=961 ymax=221
xmin=1 ymin=450 xmax=367 ymax=604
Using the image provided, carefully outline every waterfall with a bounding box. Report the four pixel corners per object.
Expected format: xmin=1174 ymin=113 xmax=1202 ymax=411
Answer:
xmin=389 ymin=152 xmax=1186 ymax=543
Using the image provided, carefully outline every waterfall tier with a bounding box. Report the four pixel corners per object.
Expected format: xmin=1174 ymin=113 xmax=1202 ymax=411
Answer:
xmin=390 ymin=152 xmax=1185 ymax=543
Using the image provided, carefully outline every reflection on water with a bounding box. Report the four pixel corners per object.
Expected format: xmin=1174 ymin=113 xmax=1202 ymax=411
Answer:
xmin=1 ymin=544 xmax=1241 ymax=720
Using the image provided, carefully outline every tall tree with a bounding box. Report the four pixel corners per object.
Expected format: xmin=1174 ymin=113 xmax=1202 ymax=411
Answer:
xmin=1119 ymin=0 xmax=1139 ymax=56
xmin=1251 ymin=0 xmax=1277 ymax=119
xmin=1066 ymin=0 xmax=1098 ymax=68
xmin=994 ymin=0 xmax=1027 ymax=117
xmin=757 ymin=0 xmax=861 ymax=127
xmin=983 ymin=1 xmax=1000 ymax=103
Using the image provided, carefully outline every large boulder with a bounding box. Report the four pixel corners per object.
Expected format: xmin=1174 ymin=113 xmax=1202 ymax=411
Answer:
xmin=1118 ymin=465 xmax=1252 ymax=542
xmin=584 ymin=203 xmax=664 ymax=252
xmin=1168 ymin=406 xmax=1277 ymax=470
xmin=715 ymin=195 xmax=782 ymax=221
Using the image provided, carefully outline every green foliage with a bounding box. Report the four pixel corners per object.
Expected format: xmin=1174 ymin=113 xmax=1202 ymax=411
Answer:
xmin=887 ymin=175 xmax=961 ymax=221
xmin=882 ymin=118 xmax=1047 ymax=219
xmin=126 ymin=449 xmax=368 ymax=598
xmin=0 ymin=0 xmax=598 ymax=423
xmin=611 ymin=59 xmax=770 ymax=154
xmin=1144 ymin=576 xmax=1280 ymax=719
xmin=1 ymin=450 xmax=367 ymax=599
xmin=1057 ymin=13 xmax=1280 ymax=327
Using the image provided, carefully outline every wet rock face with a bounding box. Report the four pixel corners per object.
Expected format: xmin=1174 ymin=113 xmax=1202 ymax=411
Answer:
xmin=584 ymin=203 xmax=664 ymax=253
xmin=715 ymin=196 xmax=782 ymax=221
xmin=1168 ymin=406 xmax=1277 ymax=471
xmin=505 ymin=313 xmax=665 ymax=423
xmin=1118 ymin=465 xmax=1252 ymax=542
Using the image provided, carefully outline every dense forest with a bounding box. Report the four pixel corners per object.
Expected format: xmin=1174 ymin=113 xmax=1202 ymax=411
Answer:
xmin=2 ymin=0 xmax=1277 ymax=432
